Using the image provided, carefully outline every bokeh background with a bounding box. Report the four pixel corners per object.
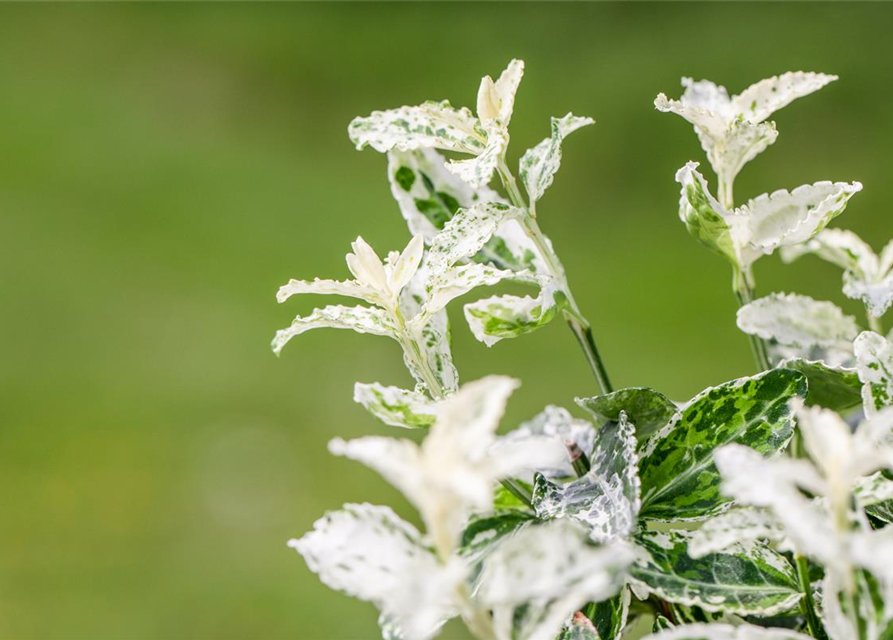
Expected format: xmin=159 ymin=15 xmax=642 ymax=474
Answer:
xmin=2 ymin=2 xmax=892 ymax=639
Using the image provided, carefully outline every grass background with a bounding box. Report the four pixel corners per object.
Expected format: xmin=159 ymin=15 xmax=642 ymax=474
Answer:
xmin=1 ymin=2 xmax=892 ymax=639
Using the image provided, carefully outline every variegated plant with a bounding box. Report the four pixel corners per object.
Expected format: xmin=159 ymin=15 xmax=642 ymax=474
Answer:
xmin=272 ymin=63 xmax=893 ymax=640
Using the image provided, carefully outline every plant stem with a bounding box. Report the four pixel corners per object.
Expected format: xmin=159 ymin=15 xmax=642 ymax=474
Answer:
xmin=868 ymin=313 xmax=884 ymax=335
xmin=733 ymin=274 xmax=772 ymax=372
xmin=796 ymin=555 xmax=827 ymax=640
xmin=500 ymin=478 xmax=533 ymax=506
xmin=496 ymin=158 xmax=613 ymax=394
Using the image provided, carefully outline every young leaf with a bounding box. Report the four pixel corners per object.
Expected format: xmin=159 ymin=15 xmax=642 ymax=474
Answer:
xmin=478 ymin=520 xmax=634 ymax=640
xmin=744 ymin=181 xmax=862 ymax=255
xmin=576 ymin=387 xmax=677 ymax=444
xmin=736 ymin=293 xmax=860 ymax=352
xmin=854 ymin=331 xmax=893 ymax=416
xmin=856 ymin=472 xmax=893 ymax=526
xmin=330 ymin=376 xmax=521 ymax=558
xmin=353 ymin=382 xmax=439 ymax=429
xmin=631 ymin=530 xmax=802 ymax=616
xmin=349 ymin=100 xmax=486 ymax=155
xmin=519 ymin=113 xmax=594 ymax=205
xmin=272 ymin=305 xmax=396 ymax=356
xmin=642 ymin=622 xmax=814 ymax=640
xmin=423 ymin=202 xmax=522 ymax=275
xmin=490 ymin=405 xmax=596 ymax=482
xmin=290 ymin=503 xmax=460 ymax=640
xmin=778 ymin=358 xmax=862 ymax=412
xmin=675 ymin=162 xmax=739 ymax=268
xmin=688 ymin=507 xmax=785 ymax=558
xmin=638 ymin=369 xmax=806 ymax=521
xmin=532 ymin=412 xmax=641 ymax=543
xmin=464 ymin=280 xmax=567 ymax=346
xmin=675 ymin=163 xmax=861 ymax=277
xmin=783 ymin=229 xmax=893 ymax=318
xmin=656 ymin=72 xmax=836 ymax=187
xmin=387 ymin=148 xmax=544 ymax=273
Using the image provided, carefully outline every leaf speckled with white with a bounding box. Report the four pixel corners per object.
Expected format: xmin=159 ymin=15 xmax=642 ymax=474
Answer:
xmin=520 ymin=113 xmax=594 ymax=205
xmin=289 ymin=503 xmax=460 ymax=640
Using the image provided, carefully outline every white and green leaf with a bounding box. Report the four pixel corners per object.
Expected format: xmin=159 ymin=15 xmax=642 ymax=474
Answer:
xmin=289 ymin=503 xmax=459 ymax=640
xmin=576 ymin=387 xmax=678 ymax=445
xmin=519 ymin=113 xmax=594 ymax=205
xmin=854 ymin=331 xmax=893 ymax=416
xmin=464 ymin=278 xmax=567 ymax=346
xmin=687 ymin=507 xmax=785 ymax=558
xmin=353 ymin=382 xmax=439 ymax=429
xmin=736 ymin=293 xmax=860 ymax=351
xmin=743 ymin=181 xmax=862 ymax=255
xmin=490 ymin=405 xmax=596 ymax=483
xmin=479 ymin=520 xmax=634 ymax=640
xmin=731 ymin=72 xmax=838 ymax=123
xmin=532 ymin=412 xmax=641 ymax=543
xmin=272 ymin=305 xmax=396 ymax=356
xmin=675 ymin=162 xmax=739 ymax=267
xmin=631 ymin=530 xmax=801 ymax=616
xmin=638 ymin=369 xmax=806 ymax=521
xmin=349 ymin=100 xmax=486 ymax=155
xmin=778 ymin=358 xmax=862 ymax=413
xmin=641 ymin=622 xmax=814 ymax=640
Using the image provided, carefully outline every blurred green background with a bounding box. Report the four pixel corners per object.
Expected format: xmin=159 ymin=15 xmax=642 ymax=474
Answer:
xmin=1 ymin=2 xmax=892 ymax=639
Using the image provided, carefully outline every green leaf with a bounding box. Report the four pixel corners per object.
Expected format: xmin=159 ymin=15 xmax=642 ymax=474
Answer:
xmin=493 ymin=483 xmax=535 ymax=512
xmin=519 ymin=113 xmax=594 ymax=205
xmin=631 ymin=530 xmax=801 ymax=616
xmin=576 ymin=387 xmax=677 ymax=444
xmin=532 ymin=412 xmax=640 ymax=543
xmin=854 ymin=331 xmax=893 ymax=416
xmin=652 ymin=615 xmax=674 ymax=633
xmin=779 ymin=358 xmax=862 ymax=412
xmin=638 ymin=369 xmax=806 ymax=521
xmin=584 ymin=590 xmax=629 ymax=640
xmin=856 ymin=473 xmax=893 ymax=526
xmin=459 ymin=511 xmax=536 ymax=564
xmin=353 ymin=382 xmax=438 ymax=429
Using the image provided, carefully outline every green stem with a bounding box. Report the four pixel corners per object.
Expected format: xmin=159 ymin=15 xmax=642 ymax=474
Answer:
xmin=733 ymin=273 xmax=772 ymax=372
xmin=868 ymin=313 xmax=884 ymax=335
xmin=500 ymin=478 xmax=533 ymax=507
xmin=796 ymin=555 xmax=827 ymax=640
xmin=496 ymin=158 xmax=613 ymax=394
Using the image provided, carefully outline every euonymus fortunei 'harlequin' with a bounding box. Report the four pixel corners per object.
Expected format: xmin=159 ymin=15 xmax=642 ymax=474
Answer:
xmin=272 ymin=63 xmax=893 ymax=640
